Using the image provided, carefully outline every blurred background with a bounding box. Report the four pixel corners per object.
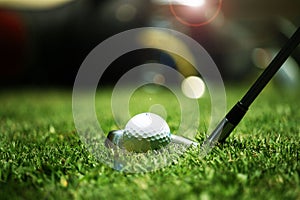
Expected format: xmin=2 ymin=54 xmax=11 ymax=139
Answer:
xmin=0 ymin=0 xmax=299 ymax=88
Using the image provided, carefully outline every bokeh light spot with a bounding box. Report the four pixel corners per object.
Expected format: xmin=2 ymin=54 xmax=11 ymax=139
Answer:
xmin=181 ymin=76 xmax=205 ymax=99
xmin=153 ymin=73 xmax=165 ymax=85
xmin=115 ymin=3 xmax=137 ymax=22
xmin=252 ymin=48 xmax=272 ymax=69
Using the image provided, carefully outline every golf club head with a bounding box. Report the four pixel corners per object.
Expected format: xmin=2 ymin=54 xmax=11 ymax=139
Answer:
xmin=105 ymin=129 xmax=199 ymax=152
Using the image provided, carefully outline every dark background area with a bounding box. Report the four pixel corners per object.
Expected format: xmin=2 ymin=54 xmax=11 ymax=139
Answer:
xmin=0 ymin=0 xmax=299 ymax=87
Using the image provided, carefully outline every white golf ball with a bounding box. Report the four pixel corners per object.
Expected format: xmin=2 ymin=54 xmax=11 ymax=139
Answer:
xmin=123 ymin=112 xmax=171 ymax=152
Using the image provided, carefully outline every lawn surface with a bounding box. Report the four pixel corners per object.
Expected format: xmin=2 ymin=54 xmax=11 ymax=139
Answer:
xmin=0 ymin=84 xmax=299 ymax=200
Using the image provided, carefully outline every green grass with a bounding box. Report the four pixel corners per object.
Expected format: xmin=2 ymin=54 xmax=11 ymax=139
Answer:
xmin=0 ymin=85 xmax=299 ymax=200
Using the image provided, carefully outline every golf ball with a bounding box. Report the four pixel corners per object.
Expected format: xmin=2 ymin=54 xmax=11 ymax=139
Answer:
xmin=123 ymin=112 xmax=171 ymax=152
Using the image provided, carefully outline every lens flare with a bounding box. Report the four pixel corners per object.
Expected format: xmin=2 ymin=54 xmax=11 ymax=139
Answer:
xmin=169 ymin=0 xmax=222 ymax=27
xmin=178 ymin=0 xmax=205 ymax=7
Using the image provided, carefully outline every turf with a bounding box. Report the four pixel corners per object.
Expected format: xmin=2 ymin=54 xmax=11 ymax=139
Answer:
xmin=0 ymin=84 xmax=299 ymax=200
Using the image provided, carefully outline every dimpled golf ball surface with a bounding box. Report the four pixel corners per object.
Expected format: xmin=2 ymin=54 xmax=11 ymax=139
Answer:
xmin=123 ymin=113 xmax=171 ymax=152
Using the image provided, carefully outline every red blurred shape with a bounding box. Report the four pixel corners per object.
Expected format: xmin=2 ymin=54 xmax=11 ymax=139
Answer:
xmin=0 ymin=9 xmax=26 ymax=77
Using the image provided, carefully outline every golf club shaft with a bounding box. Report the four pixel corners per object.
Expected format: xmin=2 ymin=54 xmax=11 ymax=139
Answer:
xmin=206 ymin=27 xmax=300 ymax=144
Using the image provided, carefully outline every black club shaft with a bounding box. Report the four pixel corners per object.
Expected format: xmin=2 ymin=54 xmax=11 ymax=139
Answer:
xmin=206 ymin=27 xmax=300 ymax=144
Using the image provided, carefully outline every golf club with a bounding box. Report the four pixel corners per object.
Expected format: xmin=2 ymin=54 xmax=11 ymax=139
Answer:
xmin=204 ymin=26 xmax=300 ymax=147
xmin=106 ymin=26 xmax=300 ymax=151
